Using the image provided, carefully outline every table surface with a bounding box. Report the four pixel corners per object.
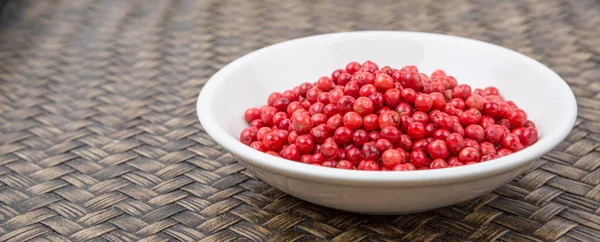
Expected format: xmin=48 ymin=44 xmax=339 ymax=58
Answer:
xmin=0 ymin=0 xmax=599 ymax=241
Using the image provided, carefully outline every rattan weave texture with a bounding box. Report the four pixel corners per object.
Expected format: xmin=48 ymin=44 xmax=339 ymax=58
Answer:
xmin=0 ymin=0 xmax=599 ymax=241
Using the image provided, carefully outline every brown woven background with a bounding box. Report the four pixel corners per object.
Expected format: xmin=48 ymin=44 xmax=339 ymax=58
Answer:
xmin=0 ymin=0 xmax=599 ymax=241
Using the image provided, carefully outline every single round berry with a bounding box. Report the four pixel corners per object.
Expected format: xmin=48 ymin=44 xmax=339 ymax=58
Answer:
xmin=326 ymin=114 xmax=343 ymax=133
xmin=244 ymin=108 xmax=261 ymax=122
xmin=343 ymin=112 xmax=363 ymax=130
xmin=410 ymin=150 xmax=428 ymax=168
xmin=321 ymin=142 xmax=338 ymax=159
xmin=374 ymin=73 xmax=394 ymax=91
xmin=353 ymin=72 xmax=376 ymax=86
xmin=292 ymin=114 xmax=313 ymax=134
xmin=333 ymin=127 xmax=353 ymax=145
xmin=384 ymin=88 xmax=402 ymax=108
xmin=378 ymin=110 xmax=401 ymax=128
xmin=382 ymin=149 xmax=404 ymax=168
xmin=263 ymin=133 xmax=283 ymax=151
xmin=316 ymin=76 xmax=333 ymax=91
xmin=381 ymin=126 xmax=401 ymax=142
xmin=358 ymin=160 xmax=380 ymax=170
xmin=359 ymin=84 xmax=377 ymax=97
xmin=295 ymin=135 xmax=314 ymax=154
xmin=336 ymin=160 xmax=354 ymax=169
xmin=401 ymin=88 xmax=417 ymax=103
xmin=362 ymin=142 xmax=379 ymax=161
xmin=501 ymin=133 xmax=524 ymax=151
xmin=407 ymin=122 xmax=426 ymax=139
xmin=353 ymin=97 xmax=374 ymax=116
xmin=465 ymin=94 xmax=484 ymax=110
xmin=337 ymin=95 xmax=356 ymax=115
xmin=519 ymin=127 xmax=538 ymax=146
xmin=344 ymin=81 xmax=361 ymax=98
xmin=282 ymin=144 xmax=300 ymax=161
xmin=458 ymin=147 xmax=480 ymax=163
xmin=485 ymin=124 xmax=506 ymax=145
xmin=401 ymin=72 xmax=423 ymax=91
xmin=452 ymin=84 xmax=472 ymax=100
xmin=446 ymin=133 xmax=465 ymax=154
xmin=508 ymin=108 xmax=528 ymax=127
xmin=250 ymin=141 xmax=267 ymax=152
xmin=430 ymin=159 xmax=449 ymax=169
xmin=428 ymin=140 xmax=449 ymax=159
xmin=240 ymin=127 xmax=258 ymax=146
xmin=465 ymin=124 xmax=485 ymax=142
xmin=415 ymin=94 xmax=433 ymax=112
xmin=346 ymin=62 xmax=361 ymax=74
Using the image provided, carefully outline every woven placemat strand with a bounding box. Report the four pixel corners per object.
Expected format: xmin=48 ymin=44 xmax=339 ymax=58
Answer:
xmin=0 ymin=0 xmax=599 ymax=241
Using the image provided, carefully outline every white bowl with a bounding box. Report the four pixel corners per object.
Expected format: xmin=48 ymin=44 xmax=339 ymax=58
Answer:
xmin=196 ymin=31 xmax=577 ymax=214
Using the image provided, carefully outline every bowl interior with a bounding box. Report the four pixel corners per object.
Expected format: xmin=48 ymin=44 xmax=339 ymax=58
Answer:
xmin=198 ymin=31 xmax=576 ymax=185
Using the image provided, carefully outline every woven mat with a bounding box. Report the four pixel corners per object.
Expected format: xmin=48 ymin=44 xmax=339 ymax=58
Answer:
xmin=0 ymin=0 xmax=599 ymax=241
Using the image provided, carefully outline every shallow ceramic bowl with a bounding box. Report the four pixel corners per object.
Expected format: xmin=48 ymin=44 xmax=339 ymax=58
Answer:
xmin=196 ymin=31 xmax=577 ymax=214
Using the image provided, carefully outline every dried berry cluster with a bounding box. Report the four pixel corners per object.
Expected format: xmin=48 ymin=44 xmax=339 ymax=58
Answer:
xmin=240 ymin=61 xmax=538 ymax=171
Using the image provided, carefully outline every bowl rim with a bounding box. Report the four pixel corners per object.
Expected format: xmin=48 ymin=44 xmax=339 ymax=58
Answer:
xmin=196 ymin=31 xmax=577 ymax=187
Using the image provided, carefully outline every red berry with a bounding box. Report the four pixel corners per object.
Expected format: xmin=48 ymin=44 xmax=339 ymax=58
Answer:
xmin=384 ymin=89 xmax=402 ymax=108
xmin=249 ymin=140 xmax=268 ymax=152
xmin=497 ymin=148 xmax=514 ymax=157
xmin=466 ymin=94 xmax=484 ymax=110
xmin=382 ymin=149 xmax=404 ymax=168
xmin=337 ymin=95 xmax=356 ymax=114
xmin=428 ymin=140 xmax=449 ymax=159
xmin=311 ymin=153 xmax=325 ymax=164
xmin=337 ymin=72 xmax=352 ymax=86
xmin=333 ymin=127 xmax=353 ymax=145
xmin=465 ymin=124 xmax=485 ymax=142
xmin=401 ymin=88 xmax=417 ymax=103
xmin=374 ymin=74 xmax=394 ymax=91
xmin=410 ymin=150 xmax=428 ymax=168
xmin=310 ymin=125 xmax=329 ymax=144
xmin=362 ymin=142 xmax=379 ymax=161
xmin=519 ymin=127 xmax=538 ymax=146
xmin=296 ymin=134 xmax=315 ymax=154
xmin=430 ymin=159 xmax=449 ymax=169
xmin=407 ymin=122 xmax=426 ymax=139
xmin=395 ymin=134 xmax=413 ymax=151
xmin=400 ymin=72 xmax=423 ymax=91
xmin=316 ymin=76 xmax=333 ymax=91
xmin=282 ymin=144 xmax=300 ymax=161
xmin=326 ymin=114 xmax=343 ymax=133
xmin=346 ymin=147 xmax=363 ymax=165
xmin=353 ymin=97 xmax=374 ymax=116
xmin=381 ymin=126 xmax=401 ymax=142
xmin=375 ymin=138 xmax=394 ymax=153
xmin=501 ymin=133 xmax=524 ymax=151
xmin=482 ymin=101 xmax=499 ymax=117
xmin=458 ymin=147 xmax=480 ymax=163
xmin=263 ymin=133 xmax=283 ymax=151
xmin=485 ymin=125 xmax=506 ymax=144
xmin=346 ymin=62 xmax=361 ymax=74
xmin=292 ymin=114 xmax=313 ymax=134
xmin=343 ymin=112 xmax=363 ymax=130
xmin=452 ymin=84 xmax=472 ymax=100
xmin=353 ymin=72 xmax=376 ymax=86
xmin=359 ymin=84 xmax=377 ymax=97
xmin=344 ymin=81 xmax=361 ymax=98
xmin=352 ymin=129 xmax=368 ymax=146
xmin=368 ymin=92 xmax=385 ymax=109
xmin=261 ymin=106 xmax=278 ymax=126
xmin=415 ymin=94 xmax=433 ymax=112
xmin=508 ymin=108 xmax=528 ymax=127
xmin=484 ymin=87 xmax=500 ymax=96
xmin=240 ymin=127 xmax=258 ymax=146
xmin=433 ymin=129 xmax=451 ymax=141
xmin=480 ymin=142 xmax=497 ymax=156
xmin=446 ymin=133 xmax=465 ymax=154
xmin=378 ymin=110 xmax=401 ymax=128
xmin=358 ymin=160 xmax=379 ymax=170
xmin=464 ymin=138 xmax=481 ymax=153
xmin=244 ymin=108 xmax=261 ymax=122
xmin=395 ymin=102 xmax=413 ymax=116
xmin=336 ymin=160 xmax=354 ymax=169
